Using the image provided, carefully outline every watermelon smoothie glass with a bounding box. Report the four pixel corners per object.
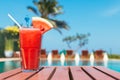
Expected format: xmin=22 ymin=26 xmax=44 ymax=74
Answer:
xmin=20 ymin=28 xmax=42 ymax=72
xmin=7 ymin=14 xmax=51 ymax=72
xmin=19 ymin=17 xmax=53 ymax=72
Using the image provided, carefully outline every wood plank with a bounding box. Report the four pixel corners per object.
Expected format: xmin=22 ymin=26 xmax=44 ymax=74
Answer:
xmin=29 ymin=66 xmax=56 ymax=80
xmin=51 ymin=66 xmax=69 ymax=80
xmin=0 ymin=66 xmax=119 ymax=80
xmin=0 ymin=68 xmax=21 ymax=80
xmin=82 ymin=66 xmax=115 ymax=80
xmin=70 ymin=66 xmax=92 ymax=80
xmin=5 ymin=70 xmax=38 ymax=80
xmin=94 ymin=66 xmax=120 ymax=79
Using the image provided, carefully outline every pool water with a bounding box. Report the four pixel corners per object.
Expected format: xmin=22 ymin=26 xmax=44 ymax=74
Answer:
xmin=0 ymin=60 xmax=120 ymax=73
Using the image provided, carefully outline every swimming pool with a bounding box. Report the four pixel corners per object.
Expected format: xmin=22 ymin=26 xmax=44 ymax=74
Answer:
xmin=0 ymin=60 xmax=120 ymax=73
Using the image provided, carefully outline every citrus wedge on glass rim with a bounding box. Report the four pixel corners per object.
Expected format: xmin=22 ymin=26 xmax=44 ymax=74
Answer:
xmin=32 ymin=17 xmax=53 ymax=34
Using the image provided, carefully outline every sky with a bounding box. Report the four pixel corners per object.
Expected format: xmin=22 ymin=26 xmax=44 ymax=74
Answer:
xmin=0 ymin=0 xmax=120 ymax=54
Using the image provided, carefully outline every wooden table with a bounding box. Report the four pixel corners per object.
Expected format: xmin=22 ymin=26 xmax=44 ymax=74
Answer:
xmin=0 ymin=66 xmax=120 ymax=80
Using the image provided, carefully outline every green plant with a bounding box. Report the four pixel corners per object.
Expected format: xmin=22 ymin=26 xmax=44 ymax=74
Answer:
xmin=4 ymin=38 xmax=14 ymax=51
xmin=108 ymin=54 xmax=120 ymax=59
xmin=3 ymin=26 xmax=19 ymax=51
xmin=3 ymin=26 xmax=19 ymax=39
xmin=0 ymin=30 xmax=5 ymax=57
xmin=27 ymin=0 xmax=70 ymax=34
xmin=63 ymin=33 xmax=90 ymax=51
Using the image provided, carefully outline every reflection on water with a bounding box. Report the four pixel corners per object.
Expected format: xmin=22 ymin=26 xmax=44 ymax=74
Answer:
xmin=0 ymin=62 xmax=5 ymax=73
xmin=40 ymin=60 xmax=47 ymax=66
xmin=82 ymin=60 xmax=89 ymax=66
xmin=95 ymin=61 xmax=104 ymax=66
xmin=4 ymin=61 xmax=13 ymax=71
xmin=52 ymin=60 xmax=61 ymax=66
xmin=1 ymin=59 xmax=120 ymax=73
xmin=66 ymin=60 xmax=74 ymax=66
xmin=0 ymin=61 xmax=20 ymax=73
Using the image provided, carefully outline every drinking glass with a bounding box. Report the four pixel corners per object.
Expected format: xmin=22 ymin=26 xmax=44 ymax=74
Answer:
xmin=20 ymin=28 xmax=42 ymax=72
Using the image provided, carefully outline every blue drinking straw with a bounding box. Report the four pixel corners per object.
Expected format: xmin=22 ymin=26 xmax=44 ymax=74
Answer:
xmin=24 ymin=15 xmax=30 ymax=27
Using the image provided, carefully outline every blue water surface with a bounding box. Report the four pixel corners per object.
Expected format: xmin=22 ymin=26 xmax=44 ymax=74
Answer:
xmin=0 ymin=60 xmax=120 ymax=73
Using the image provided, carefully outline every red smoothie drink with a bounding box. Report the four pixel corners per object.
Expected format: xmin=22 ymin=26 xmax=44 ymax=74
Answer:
xmin=20 ymin=28 xmax=42 ymax=72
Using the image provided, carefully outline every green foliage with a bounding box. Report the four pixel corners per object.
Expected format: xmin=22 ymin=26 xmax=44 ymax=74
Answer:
xmin=3 ymin=26 xmax=20 ymax=51
xmin=27 ymin=0 xmax=70 ymax=34
xmin=63 ymin=33 xmax=90 ymax=50
xmin=76 ymin=33 xmax=90 ymax=47
xmin=0 ymin=26 xmax=20 ymax=54
xmin=13 ymin=40 xmax=20 ymax=51
xmin=0 ymin=30 xmax=5 ymax=57
xmin=3 ymin=26 xmax=19 ymax=39
xmin=4 ymin=39 xmax=14 ymax=51
xmin=63 ymin=35 xmax=76 ymax=48
xmin=108 ymin=54 xmax=120 ymax=59
xmin=28 ymin=0 xmax=62 ymax=18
